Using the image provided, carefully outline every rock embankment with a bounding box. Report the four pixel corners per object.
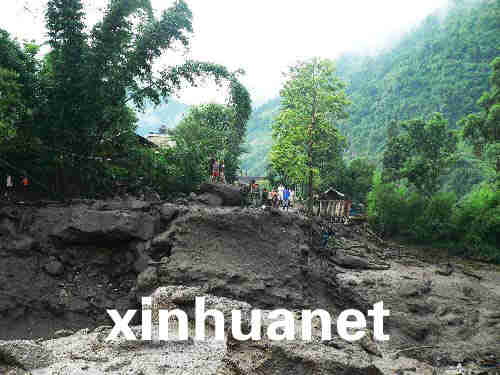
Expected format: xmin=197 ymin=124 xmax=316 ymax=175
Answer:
xmin=1 ymin=189 xmax=499 ymax=374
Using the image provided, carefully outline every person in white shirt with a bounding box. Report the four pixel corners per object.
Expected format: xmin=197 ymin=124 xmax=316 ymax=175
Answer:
xmin=5 ymin=175 xmax=13 ymax=198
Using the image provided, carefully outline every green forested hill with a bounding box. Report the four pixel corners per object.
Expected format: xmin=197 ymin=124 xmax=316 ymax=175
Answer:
xmin=241 ymin=0 xmax=500 ymax=174
xmin=337 ymin=0 xmax=500 ymax=158
xmin=239 ymin=97 xmax=280 ymax=175
xmin=136 ymin=98 xmax=190 ymax=135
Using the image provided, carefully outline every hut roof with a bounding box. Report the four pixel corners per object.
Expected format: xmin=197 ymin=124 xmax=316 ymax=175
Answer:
xmin=321 ymin=187 xmax=347 ymax=200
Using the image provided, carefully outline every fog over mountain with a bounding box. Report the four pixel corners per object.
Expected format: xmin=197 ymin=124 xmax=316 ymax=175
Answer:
xmin=3 ymin=0 xmax=450 ymax=106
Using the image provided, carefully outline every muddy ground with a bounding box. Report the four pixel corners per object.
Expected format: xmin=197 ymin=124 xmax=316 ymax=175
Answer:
xmin=0 ymin=191 xmax=499 ymax=374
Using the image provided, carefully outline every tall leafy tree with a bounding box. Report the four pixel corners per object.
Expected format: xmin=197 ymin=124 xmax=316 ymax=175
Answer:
xmin=270 ymin=57 xmax=350 ymax=212
xmin=0 ymin=69 xmax=22 ymax=142
xmin=0 ymin=29 xmax=39 ymax=143
xmin=41 ymin=0 xmax=240 ymax=156
xmin=383 ymin=113 xmax=458 ymax=196
xmin=1 ymin=0 xmax=250 ymax=197
xmin=171 ymin=79 xmax=251 ymax=186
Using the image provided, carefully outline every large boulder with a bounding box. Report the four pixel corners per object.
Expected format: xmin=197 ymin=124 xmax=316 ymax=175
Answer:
xmin=137 ymin=266 xmax=158 ymax=290
xmin=196 ymin=193 xmax=224 ymax=207
xmin=149 ymin=285 xmax=252 ymax=329
xmin=199 ymin=183 xmax=243 ymax=206
xmin=160 ymin=203 xmax=180 ymax=222
xmin=44 ymin=258 xmax=64 ymax=276
xmin=0 ymin=217 xmax=17 ymax=236
xmin=4 ymin=235 xmax=37 ymax=254
xmin=51 ymin=207 xmax=158 ymax=244
xmin=17 ymin=327 xmax=226 ymax=375
xmin=0 ymin=340 xmax=55 ymax=370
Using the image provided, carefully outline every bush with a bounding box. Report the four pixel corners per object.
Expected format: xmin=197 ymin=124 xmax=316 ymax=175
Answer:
xmin=367 ymin=172 xmax=415 ymax=237
xmin=411 ymin=191 xmax=456 ymax=241
xmin=367 ymin=172 xmax=457 ymax=242
xmin=453 ymin=184 xmax=500 ymax=261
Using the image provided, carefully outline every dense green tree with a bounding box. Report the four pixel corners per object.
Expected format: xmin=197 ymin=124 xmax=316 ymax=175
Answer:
xmin=460 ymin=57 xmax=500 ymax=175
xmin=0 ymin=30 xmax=39 ymax=144
xmin=171 ymin=77 xmax=251 ymax=183
xmin=340 ymin=158 xmax=377 ymax=203
xmin=383 ymin=113 xmax=458 ymax=196
xmin=452 ymin=183 xmax=500 ymax=261
xmin=223 ymin=0 xmax=500 ymax=184
xmin=0 ymin=68 xmax=22 ymax=142
xmin=171 ymin=104 xmax=237 ymax=185
xmin=0 ymin=0 xmax=250 ymax=198
xmin=270 ymin=57 xmax=350 ymax=211
xmin=40 ymin=0 xmax=237 ymax=156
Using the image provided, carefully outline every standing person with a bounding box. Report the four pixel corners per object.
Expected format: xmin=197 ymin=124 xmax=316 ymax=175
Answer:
xmin=21 ymin=175 xmax=29 ymax=199
xmin=272 ymin=189 xmax=279 ymax=208
xmin=278 ymin=184 xmax=284 ymax=207
xmin=5 ymin=175 xmax=13 ymax=198
xmin=220 ymin=160 xmax=226 ymax=184
xmin=283 ymin=187 xmax=291 ymax=211
xmin=320 ymin=220 xmax=335 ymax=249
xmin=208 ymin=157 xmax=215 ymax=182
xmin=211 ymin=159 xmax=219 ymax=183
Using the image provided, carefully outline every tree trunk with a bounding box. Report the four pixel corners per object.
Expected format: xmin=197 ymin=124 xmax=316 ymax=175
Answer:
xmin=307 ymin=95 xmax=317 ymax=214
xmin=307 ymin=122 xmax=314 ymax=215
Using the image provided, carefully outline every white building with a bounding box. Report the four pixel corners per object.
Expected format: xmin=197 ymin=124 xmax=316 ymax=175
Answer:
xmin=146 ymin=134 xmax=176 ymax=148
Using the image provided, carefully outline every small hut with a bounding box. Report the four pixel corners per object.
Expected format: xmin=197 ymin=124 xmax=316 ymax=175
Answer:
xmin=320 ymin=187 xmax=348 ymax=200
xmin=316 ymin=187 xmax=352 ymax=220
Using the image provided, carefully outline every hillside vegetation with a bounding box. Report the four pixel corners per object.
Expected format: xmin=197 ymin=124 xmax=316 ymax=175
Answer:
xmin=0 ymin=0 xmax=250 ymax=198
xmin=337 ymin=0 xmax=500 ymax=157
xmin=240 ymin=98 xmax=280 ymax=175
xmin=241 ymin=0 xmax=500 ymax=175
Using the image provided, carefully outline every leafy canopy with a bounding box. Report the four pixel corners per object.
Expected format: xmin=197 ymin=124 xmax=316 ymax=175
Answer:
xmin=270 ymin=57 xmax=350 ymax=191
xmin=40 ymin=0 xmax=242 ymax=156
xmin=383 ymin=113 xmax=458 ymax=196
xmin=0 ymin=0 xmax=251 ymax=198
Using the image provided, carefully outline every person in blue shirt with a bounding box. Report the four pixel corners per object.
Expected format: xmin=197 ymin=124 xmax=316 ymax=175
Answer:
xmin=320 ymin=220 xmax=335 ymax=249
xmin=282 ymin=187 xmax=291 ymax=210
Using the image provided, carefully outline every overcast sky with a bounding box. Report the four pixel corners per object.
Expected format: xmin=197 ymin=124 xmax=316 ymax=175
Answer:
xmin=1 ymin=0 xmax=449 ymax=106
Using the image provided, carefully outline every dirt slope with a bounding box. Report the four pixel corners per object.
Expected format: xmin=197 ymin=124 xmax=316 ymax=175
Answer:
xmin=0 ymin=196 xmax=499 ymax=374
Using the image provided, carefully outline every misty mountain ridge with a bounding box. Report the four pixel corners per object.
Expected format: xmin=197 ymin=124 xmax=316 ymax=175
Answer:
xmin=241 ymin=0 xmax=499 ymax=175
xmin=135 ymin=98 xmax=190 ymax=136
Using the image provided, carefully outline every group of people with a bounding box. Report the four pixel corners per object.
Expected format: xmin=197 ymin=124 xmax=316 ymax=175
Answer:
xmin=2 ymin=175 xmax=30 ymax=199
xmin=260 ymin=184 xmax=295 ymax=210
xmin=209 ymin=158 xmax=226 ymax=184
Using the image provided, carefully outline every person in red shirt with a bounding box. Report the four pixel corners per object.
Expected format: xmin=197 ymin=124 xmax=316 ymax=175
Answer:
xmin=21 ymin=176 xmax=29 ymax=200
xmin=211 ymin=160 xmax=219 ymax=183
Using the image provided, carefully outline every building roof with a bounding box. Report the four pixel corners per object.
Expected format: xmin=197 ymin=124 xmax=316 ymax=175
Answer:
xmin=321 ymin=187 xmax=347 ymax=200
xmin=146 ymin=134 xmax=176 ymax=148
xmin=136 ymin=134 xmax=159 ymax=148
